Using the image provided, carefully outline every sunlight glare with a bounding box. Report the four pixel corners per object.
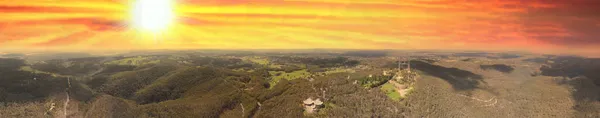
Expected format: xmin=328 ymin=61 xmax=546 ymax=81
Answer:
xmin=132 ymin=0 xmax=174 ymax=32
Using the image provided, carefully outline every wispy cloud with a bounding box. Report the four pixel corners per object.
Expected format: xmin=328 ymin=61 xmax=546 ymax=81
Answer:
xmin=0 ymin=0 xmax=599 ymax=57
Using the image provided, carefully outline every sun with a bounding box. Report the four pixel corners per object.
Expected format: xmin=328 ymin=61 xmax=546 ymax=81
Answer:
xmin=131 ymin=0 xmax=175 ymax=32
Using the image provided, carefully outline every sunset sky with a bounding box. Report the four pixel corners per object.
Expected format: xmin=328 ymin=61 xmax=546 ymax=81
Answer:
xmin=0 ymin=0 xmax=599 ymax=57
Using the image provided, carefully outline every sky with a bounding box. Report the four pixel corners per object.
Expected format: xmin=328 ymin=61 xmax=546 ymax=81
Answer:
xmin=0 ymin=0 xmax=599 ymax=57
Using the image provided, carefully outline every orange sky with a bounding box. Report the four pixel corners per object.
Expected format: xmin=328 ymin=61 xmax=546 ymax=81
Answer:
xmin=0 ymin=0 xmax=599 ymax=57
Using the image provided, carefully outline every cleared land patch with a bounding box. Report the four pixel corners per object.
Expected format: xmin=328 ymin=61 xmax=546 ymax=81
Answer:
xmin=381 ymin=82 xmax=401 ymax=101
xmin=268 ymin=69 xmax=310 ymax=88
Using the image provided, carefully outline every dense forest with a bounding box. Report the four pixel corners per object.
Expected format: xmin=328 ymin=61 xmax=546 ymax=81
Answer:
xmin=2 ymin=51 xmax=598 ymax=117
xmin=0 ymin=58 xmax=67 ymax=103
xmin=0 ymin=53 xmax=396 ymax=117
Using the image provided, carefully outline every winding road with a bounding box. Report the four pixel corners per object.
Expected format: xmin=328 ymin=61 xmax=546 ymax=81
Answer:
xmin=63 ymin=77 xmax=71 ymax=118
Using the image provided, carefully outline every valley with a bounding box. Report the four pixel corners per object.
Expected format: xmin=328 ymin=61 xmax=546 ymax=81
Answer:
xmin=0 ymin=50 xmax=598 ymax=117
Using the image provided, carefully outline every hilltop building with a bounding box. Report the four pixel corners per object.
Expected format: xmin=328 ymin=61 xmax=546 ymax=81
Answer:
xmin=303 ymin=97 xmax=324 ymax=114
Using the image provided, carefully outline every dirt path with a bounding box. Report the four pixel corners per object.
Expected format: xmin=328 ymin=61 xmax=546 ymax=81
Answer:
xmin=63 ymin=77 xmax=71 ymax=118
xmin=64 ymin=92 xmax=69 ymax=118
xmin=389 ymin=80 xmax=408 ymax=97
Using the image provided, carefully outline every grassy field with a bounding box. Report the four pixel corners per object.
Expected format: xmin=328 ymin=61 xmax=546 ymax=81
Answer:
xmin=19 ymin=66 xmax=62 ymax=77
xmin=381 ymin=82 xmax=401 ymax=101
xmin=243 ymin=57 xmax=269 ymax=65
xmin=268 ymin=64 xmax=283 ymax=68
xmin=243 ymin=57 xmax=289 ymax=69
xmin=268 ymin=69 xmax=310 ymax=88
xmin=320 ymin=68 xmax=354 ymax=75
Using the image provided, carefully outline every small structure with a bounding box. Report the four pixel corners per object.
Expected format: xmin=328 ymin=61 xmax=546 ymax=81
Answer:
xmin=303 ymin=98 xmax=324 ymax=114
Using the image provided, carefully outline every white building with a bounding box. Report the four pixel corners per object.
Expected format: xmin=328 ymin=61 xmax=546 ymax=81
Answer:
xmin=303 ymin=98 xmax=324 ymax=114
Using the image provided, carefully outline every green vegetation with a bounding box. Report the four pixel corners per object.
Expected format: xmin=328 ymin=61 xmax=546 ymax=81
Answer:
xmin=358 ymin=75 xmax=392 ymax=88
xmin=134 ymin=67 xmax=227 ymax=104
xmin=268 ymin=69 xmax=310 ymax=88
xmin=4 ymin=51 xmax=599 ymax=117
xmin=30 ymin=57 xmax=105 ymax=76
xmin=381 ymin=82 xmax=401 ymax=101
xmin=242 ymin=56 xmax=290 ymax=69
xmin=320 ymin=68 xmax=354 ymax=75
xmin=100 ymin=65 xmax=178 ymax=99
xmin=19 ymin=66 xmax=61 ymax=77
xmin=268 ymin=64 xmax=283 ymax=68
xmin=308 ymin=57 xmax=359 ymax=68
xmin=0 ymin=53 xmax=404 ymax=117
xmin=104 ymin=56 xmax=159 ymax=66
xmin=243 ymin=57 xmax=269 ymax=65
xmin=85 ymin=95 xmax=137 ymax=118
xmin=0 ymin=58 xmax=96 ymax=105
xmin=262 ymin=73 xmax=405 ymax=117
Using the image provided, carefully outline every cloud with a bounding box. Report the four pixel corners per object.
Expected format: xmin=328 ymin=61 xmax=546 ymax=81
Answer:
xmin=0 ymin=6 xmax=112 ymax=13
xmin=0 ymin=0 xmax=598 ymax=57
xmin=34 ymin=31 xmax=94 ymax=46
xmin=518 ymin=0 xmax=600 ymax=46
xmin=14 ymin=18 xmax=124 ymax=31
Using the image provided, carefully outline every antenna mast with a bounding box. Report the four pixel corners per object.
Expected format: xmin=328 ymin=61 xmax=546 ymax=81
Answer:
xmin=407 ymin=58 xmax=411 ymax=72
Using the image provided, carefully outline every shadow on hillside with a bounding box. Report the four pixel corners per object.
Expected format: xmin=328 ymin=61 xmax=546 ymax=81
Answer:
xmin=563 ymin=77 xmax=600 ymax=117
xmin=411 ymin=60 xmax=485 ymax=91
xmin=480 ymin=64 xmax=514 ymax=73
xmin=487 ymin=53 xmax=521 ymax=59
xmin=539 ymin=56 xmax=600 ymax=117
